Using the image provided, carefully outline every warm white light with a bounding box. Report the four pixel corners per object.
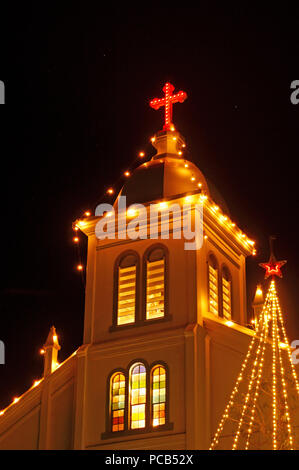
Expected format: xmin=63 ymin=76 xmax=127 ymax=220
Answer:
xmin=127 ymin=208 xmax=137 ymax=218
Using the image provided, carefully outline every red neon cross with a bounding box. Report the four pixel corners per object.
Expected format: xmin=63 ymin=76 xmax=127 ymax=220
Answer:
xmin=150 ymin=82 xmax=187 ymax=131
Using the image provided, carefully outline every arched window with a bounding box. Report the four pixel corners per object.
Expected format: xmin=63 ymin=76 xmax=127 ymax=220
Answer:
xmin=129 ymin=363 xmax=146 ymax=429
xmin=208 ymin=254 xmax=219 ymax=316
xmin=151 ymin=365 xmax=166 ymax=427
xmin=145 ymin=246 xmax=167 ymax=320
xmin=110 ymin=372 xmax=126 ymax=432
xmin=222 ymin=266 xmax=232 ymax=320
xmin=104 ymin=360 xmax=171 ymax=438
xmin=115 ymin=252 xmax=139 ymax=326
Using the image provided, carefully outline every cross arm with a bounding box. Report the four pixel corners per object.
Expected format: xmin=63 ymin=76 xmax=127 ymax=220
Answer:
xmin=149 ymin=97 xmax=166 ymax=110
xmin=171 ymin=91 xmax=187 ymax=104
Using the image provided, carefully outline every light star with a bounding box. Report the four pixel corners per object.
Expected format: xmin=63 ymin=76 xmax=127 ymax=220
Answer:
xmin=259 ymin=258 xmax=287 ymax=279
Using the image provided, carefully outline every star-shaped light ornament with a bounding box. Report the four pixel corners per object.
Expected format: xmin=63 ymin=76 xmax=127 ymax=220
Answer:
xmin=259 ymin=237 xmax=287 ymax=279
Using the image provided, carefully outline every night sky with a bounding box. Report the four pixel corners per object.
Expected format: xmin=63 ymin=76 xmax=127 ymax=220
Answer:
xmin=1 ymin=4 xmax=299 ymax=409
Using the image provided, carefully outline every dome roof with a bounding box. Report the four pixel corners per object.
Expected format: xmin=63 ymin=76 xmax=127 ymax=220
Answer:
xmin=118 ymin=157 xmax=209 ymax=206
xmin=115 ymin=129 xmax=230 ymax=215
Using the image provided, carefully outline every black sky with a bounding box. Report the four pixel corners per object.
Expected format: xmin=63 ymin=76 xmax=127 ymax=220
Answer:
xmin=1 ymin=4 xmax=299 ymax=409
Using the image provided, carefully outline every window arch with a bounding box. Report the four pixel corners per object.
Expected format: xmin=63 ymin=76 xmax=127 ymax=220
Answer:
xmin=221 ymin=265 xmax=232 ymax=320
xmin=105 ymin=360 xmax=171 ymax=437
xmin=129 ymin=362 xmax=147 ymax=429
xmin=208 ymin=254 xmax=219 ymax=316
xmin=114 ymin=251 xmax=139 ymax=326
xmin=151 ymin=364 xmax=167 ymax=427
xmin=110 ymin=372 xmax=126 ymax=432
xmin=144 ymin=245 xmax=168 ymax=321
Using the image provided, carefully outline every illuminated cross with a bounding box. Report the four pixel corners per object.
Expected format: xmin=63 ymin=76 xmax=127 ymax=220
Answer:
xmin=150 ymin=82 xmax=187 ymax=131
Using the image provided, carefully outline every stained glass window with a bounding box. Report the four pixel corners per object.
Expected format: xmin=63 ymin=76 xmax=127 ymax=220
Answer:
xmin=209 ymin=258 xmax=218 ymax=316
xmin=111 ymin=373 xmax=126 ymax=432
xmin=130 ymin=363 xmax=146 ymax=429
xmin=117 ymin=264 xmax=136 ymax=325
xmin=146 ymin=252 xmax=165 ymax=320
xmin=222 ymin=268 xmax=232 ymax=320
xmin=151 ymin=365 xmax=166 ymax=427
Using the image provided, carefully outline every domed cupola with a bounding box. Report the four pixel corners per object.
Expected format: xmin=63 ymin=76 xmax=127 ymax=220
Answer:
xmin=115 ymin=81 xmax=230 ymax=214
xmin=117 ymin=129 xmax=210 ymax=207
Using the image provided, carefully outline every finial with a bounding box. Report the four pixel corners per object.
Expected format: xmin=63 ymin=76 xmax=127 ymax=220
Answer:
xmin=150 ymin=82 xmax=187 ymax=131
xmin=42 ymin=326 xmax=61 ymax=377
xmin=259 ymin=236 xmax=287 ymax=279
xmin=43 ymin=325 xmax=61 ymax=350
xmin=253 ymin=284 xmax=264 ymax=305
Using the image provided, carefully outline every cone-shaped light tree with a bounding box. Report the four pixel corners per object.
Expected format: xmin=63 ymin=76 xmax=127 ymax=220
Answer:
xmin=210 ymin=238 xmax=299 ymax=450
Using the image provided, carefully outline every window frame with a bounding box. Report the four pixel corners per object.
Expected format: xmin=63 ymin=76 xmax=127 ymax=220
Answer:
xmin=221 ymin=264 xmax=233 ymax=320
xmin=112 ymin=250 xmax=140 ymax=329
xmin=142 ymin=244 xmax=170 ymax=324
xmin=109 ymin=371 xmax=127 ymax=432
xmin=150 ymin=361 xmax=169 ymax=428
xmin=128 ymin=361 xmax=148 ymax=430
xmin=207 ymin=253 xmax=219 ymax=317
xmin=102 ymin=359 xmax=173 ymax=439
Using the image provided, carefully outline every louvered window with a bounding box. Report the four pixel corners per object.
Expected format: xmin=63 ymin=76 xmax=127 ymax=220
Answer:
xmin=146 ymin=248 xmax=166 ymax=320
xmin=222 ymin=267 xmax=232 ymax=320
xmin=208 ymin=256 xmax=219 ymax=316
xmin=116 ymin=253 xmax=138 ymax=326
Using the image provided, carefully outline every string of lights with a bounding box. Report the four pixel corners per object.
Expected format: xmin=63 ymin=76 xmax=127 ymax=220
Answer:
xmin=71 ymin=131 xmax=256 ymax=276
xmin=210 ymin=278 xmax=299 ymax=450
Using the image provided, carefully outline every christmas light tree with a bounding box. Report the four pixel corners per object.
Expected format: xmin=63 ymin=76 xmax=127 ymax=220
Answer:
xmin=210 ymin=238 xmax=299 ymax=450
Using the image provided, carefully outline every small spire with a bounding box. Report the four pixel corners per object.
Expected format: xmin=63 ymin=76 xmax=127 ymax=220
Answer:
xmin=253 ymin=284 xmax=264 ymax=306
xmin=43 ymin=325 xmax=61 ymax=350
xmin=252 ymin=284 xmax=264 ymax=327
xmin=42 ymin=326 xmax=61 ymax=377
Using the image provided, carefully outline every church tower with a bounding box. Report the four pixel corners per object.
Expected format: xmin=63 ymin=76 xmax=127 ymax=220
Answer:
xmin=0 ymin=82 xmax=256 ymax=450
xmin=73 ymin=83 xmax=256 ymax=449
